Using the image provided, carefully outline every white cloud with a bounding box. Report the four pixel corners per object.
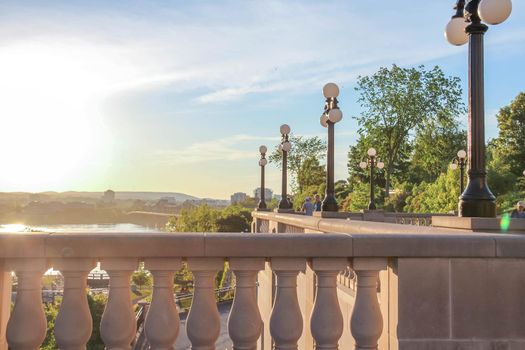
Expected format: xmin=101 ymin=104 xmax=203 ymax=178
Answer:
xmin=154 ymin=134 xmax=280 ymax=164
xmin=5 ymin=0 xmax=523 ymax=105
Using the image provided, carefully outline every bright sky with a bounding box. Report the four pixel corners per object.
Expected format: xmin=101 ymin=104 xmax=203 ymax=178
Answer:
xmin=0 ymin=1 xmax=524 ymax=199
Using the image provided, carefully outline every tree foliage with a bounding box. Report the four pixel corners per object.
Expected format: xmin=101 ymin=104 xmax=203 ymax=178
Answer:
xmin=87 ymin=294 xmax=107 ymax=350
xmin=269 ymin=135 xmax=326 ymax=192
xmin=132 ymin=264 xmax=152 ymax=291
xmin=490 ymin=92 xmax=525 ymax=176
xmin=216 ymin=205 xmax=252 ymax=232
xmin=170 ymin=205 xmax=220 ymax=232
xmin=340 ymin=180 xmax=383 ymax=212
xmin=42 ymin=293 xmax=107 ymax=350
xmin=404 ymin=168 xmax=460 ymax=213
xmin=351 ymin=64 xmax=465 ymax=196
xmin=296 ymin=157 xmax=326 ymax=193
xmin=167 ymin=204 xmax=252 ymax=233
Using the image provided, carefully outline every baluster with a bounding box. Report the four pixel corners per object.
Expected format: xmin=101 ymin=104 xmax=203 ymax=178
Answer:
xmin=228 ymin=258 xmax=265 ymax=350
xmin=6 ymin=258 xmax=47 ymax=350
xmin=186 ymin=258 xmax=222 ymax=350
xmin=54 ymin=258 xmax=96 ymax=350
xmin=269 ymin=258 xmax=306 ymax=350
xmin=100 ymin=258 xmax=138 ymax=350
xmin=350 ymin=258 xmax=387 ymax=350
xmin=0 ymin=260 xmax=10 ymax=350
xmin=310 ymin=258 xmax=348 ymax=350
xmin=144 ymin=258 xmax=182 ymax=350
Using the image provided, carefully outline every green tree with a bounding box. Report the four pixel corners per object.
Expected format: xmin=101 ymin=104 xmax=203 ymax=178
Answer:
xmin=87 ymin=293 xmax=107 ymax=350
xmin=168 ymin=204 xmax=252 ymax=233
xmin=404 ymin=168 xmax=460 ymax=213
xmin=172 ymin=205 xmax=219 ymax=232
xmin=347 ymin=136 xmax=390 ymax=192
xmin=490 ymin=92 xmax=525 ymax=177
xmin=42 ymin=299 xmax=60 ymax=350
xmin=340 ymin=181 xmax=383 ymax=212
xmin=296 ymin=157 xmax=326 ymax=193
xmin=409 ymin=126 xmax=466 ymax=184
xmin=352 ymin=65 xmax=465 ymax=196
xmin=486 ymin=141 xmax=517 ymax=197
xmin=132 ymin=264 xmax=152 ymax=291
xmin=216 ymin=205 xmax=252 ymax=232
xmin=269 ymin=135 xmax=326 ymax=192
xmin=42 ymin=293 xmax=107 ymax=350
xmin=334 ymin=180 xmax=351 ymax=203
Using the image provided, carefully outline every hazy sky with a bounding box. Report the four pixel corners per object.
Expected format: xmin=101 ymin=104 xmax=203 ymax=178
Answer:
xmin=0 ymin=1 xmax=524 ymax=199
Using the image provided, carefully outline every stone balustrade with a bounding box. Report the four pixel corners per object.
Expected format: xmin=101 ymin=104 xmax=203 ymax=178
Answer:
xmin=252 ymin=211 xmax=525 ymax=349
xmin=1 ymin=223 xmax=525 ymax=350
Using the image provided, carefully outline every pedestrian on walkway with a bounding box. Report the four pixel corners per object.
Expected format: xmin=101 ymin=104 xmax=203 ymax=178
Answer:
xmin=302 ymin=197 xmax=314 ymax=216
xmin=511 ymin=201 xmax=525 ymax=218
xmin=314 ymin=194 xmax=322 ymax=212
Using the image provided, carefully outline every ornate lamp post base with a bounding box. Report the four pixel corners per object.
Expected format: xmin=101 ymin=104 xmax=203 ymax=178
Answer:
xmin=459 ymin=175 xmax=496 ymax=217
xmin=321 ymin=196 xmax=339 ymax=212
xmin=459 ymin=199 xmax=496 ymax=217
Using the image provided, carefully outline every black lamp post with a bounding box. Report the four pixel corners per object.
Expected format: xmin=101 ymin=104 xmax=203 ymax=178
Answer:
xmin=320 ymin=83 xmax=343 ymax=212
xmin=258 ymin=145 xmax=268 ymax=210
xmin=445 ymin=0 xmax=512 ymax=217
xmin=450 ymin=149 xmax=468 ymax=194
xmin=278 ymin=124 xmax=293 ymax=210
xmin=359 ymin=148 xmax=384 ymax=211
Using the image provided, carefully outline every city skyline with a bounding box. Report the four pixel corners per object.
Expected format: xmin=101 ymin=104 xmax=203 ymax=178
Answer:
xmin=1 ymin=1 xmax=524 ymax=199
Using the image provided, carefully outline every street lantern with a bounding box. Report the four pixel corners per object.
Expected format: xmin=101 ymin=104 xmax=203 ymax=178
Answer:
xmin=444 ymin=0 xmax=511 ymax=217
xmin=450 ymin=149 xmax=467 ymax=194
xmin=258 ymin=145 xmax=268 ymax=210
xmin=359 ymin=148 xmax=384 ymax=210
xmin=320 ymin=82 xmax=343 ymax=212
xmin=278 ymin=124 xmax=292 ymax=210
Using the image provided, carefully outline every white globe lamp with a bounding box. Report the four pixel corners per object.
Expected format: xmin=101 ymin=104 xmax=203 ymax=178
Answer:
xmin=445 ymin=17 xmax=469 ymax=46
xmin=478 ymin=0 xmax=512 ymax=25
xmin=323 ymin=83 xmax=339 ymax=98
xmin=320 ymin=114 xmax=328 ymax=127
xmin=280 ymin=124 xmax=291 ymax=135
xmin=328 ymin=109 xmax=343 ymax=123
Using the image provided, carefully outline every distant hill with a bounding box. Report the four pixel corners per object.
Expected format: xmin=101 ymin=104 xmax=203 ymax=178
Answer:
xmin=0 ymin=191 xmax=200 ymax=202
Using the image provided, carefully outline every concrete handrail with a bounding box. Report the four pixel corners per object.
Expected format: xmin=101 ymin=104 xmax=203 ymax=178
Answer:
xmin=0 ymin=229 xmax=525 ymax=258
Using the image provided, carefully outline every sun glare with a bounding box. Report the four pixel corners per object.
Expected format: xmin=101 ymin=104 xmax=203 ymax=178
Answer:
xmin=0 ymin=42 xmax=111 ymax=191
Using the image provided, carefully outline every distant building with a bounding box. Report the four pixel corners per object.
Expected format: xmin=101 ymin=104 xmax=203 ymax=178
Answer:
xmin=254 ymin=188 xmax=273 ymax=201
xmin=153 ymin=198 xmax=178 ymax=213
xmin=230 ymin=192 xmax=248 ymax=205
xmin=102 ymin=190 xmax=115 ymax=204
